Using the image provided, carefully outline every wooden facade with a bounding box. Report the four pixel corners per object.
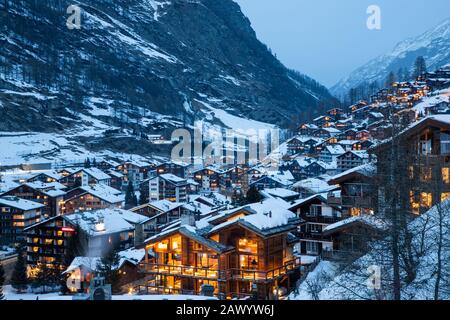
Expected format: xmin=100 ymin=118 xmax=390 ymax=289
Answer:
xmin=139 ymin=221 xmax=300 ymax=299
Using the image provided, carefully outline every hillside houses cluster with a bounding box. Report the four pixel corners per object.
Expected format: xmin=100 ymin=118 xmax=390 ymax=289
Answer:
xmin=0 ymin=66 xmax=449 ymax=299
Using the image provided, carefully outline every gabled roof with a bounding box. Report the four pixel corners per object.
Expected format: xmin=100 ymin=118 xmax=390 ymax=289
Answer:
xmin=371 ymin=115 xmax=450 ymax=153
xmin=68 ymin=168 xmax=111 ymax=181
xmin=206 ymin=198 xmax=301 ymax=237
xmin=292 ymin=177 xmax=338 ymax=193
xmin=0 ymin=196 xmax=45 ymax=211
xmin=142 ymin=200 xmax=184 ymax=213
xmin=323 ymin=145 xmax=345 ymax=155
xmin=28 ymin=170 xmax=62 ymax=181
xmin=288 ymin=194 xmax=328 ymax=211
xmin=63 ymin=208 xmax=148 ymax=236
xmin=322 ymin=215 xmax=387 ymax=236
xmin=67 ymin=184 xmax=123 ymax=204
xmin=145 ymin=226 xmax=233 ymax=254
xmin=328 ymin=163 xmax=376 ymax=185
xmin=156 ymin=173 xmax=187 ymax=185
xmin=63 ymin=248 xmax=147 ymax=274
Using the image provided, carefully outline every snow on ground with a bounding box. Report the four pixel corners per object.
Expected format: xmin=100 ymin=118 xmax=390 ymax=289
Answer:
xmin=3 ymin=285 xmax=216 ymax=300
xmin=413 ymin=90 xmax=450 ymax=115
xmin=0 ymin=89 xmax=56 ymax=101
xmin=0 ymin=131 xmax=158 ymax=168
xmin=296 ymin=200 xmax=450 ymax=300
xmin=288 ymin=261 xmax=339 ymax=300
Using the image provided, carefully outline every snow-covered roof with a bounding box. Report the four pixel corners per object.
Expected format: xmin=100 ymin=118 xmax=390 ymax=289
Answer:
xmin=329 ymin=163 xmax=376 ymax=183
xmin=289 ymin=157 xmax=314 ymax=168
xmin=23 ymin=182 xmax=67 ymax=197
xmin=158 ymin=173 xmax=187 ymax=184
xmin=0 ymin=196 xmax=45 ymax=211
xmin=64 ymin=248 xmax=146 ymax=274
xmin=80 ymin=168 xmax=111 ymax=181
xmin=148 ymin=200 xmax=183 ymax=213
xmin=324 ymin=145 xmax=345 ymax=155
xmin=63 ymin=208 xmax=147 ymax=236
xmin=26 ymin=181 xmax=66 ymax=191
xmin=292 ymin=178 xmax=337 ymax=193
xmin=322 ymin=215 xmax=387 ymax=234
xmin=337 ymin=140 xmax=360 ymax=145
xmin=320 ymin=127 xmax=341 ymax=134
xmin=260 ymin=188 xmax=299 ymax=199
xmin=74 ymin=184 xmax=123 ymax=204
xmin=339 ymin=150 xmax=369 ymax=159
xmin=28 ymin=170 xmax=63 ymax=181
xmin=107 ymin=170 xmax=124 ymax=178
xmin=288 ymin=193 xmax=331 ymax=211
xmin=208 ymin=198 xmax=298 ymax=235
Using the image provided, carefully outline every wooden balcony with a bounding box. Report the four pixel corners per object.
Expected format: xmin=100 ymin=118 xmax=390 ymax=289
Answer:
xmin=138 ymin=263 xmax=221 ymax=280
xmin=138 ymin=258 xmax=301 ymax=283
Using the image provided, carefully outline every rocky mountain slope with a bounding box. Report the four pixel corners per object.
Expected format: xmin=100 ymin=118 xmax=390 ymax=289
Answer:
xmin=0 ymin=0 xmax=334 ymax=140
xmin=331 ymin=18 xmax=450 ymax=98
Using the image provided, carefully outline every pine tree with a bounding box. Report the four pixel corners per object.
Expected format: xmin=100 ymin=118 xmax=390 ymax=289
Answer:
xmin=246 ymin=185 xmax=262 ymax=204
xmin=84 ymin=158 xmax=91 ymax=168
xmin=31 ymin=263 xmax=52 ymax=293
xmin=92 ymin=158 xmax=97 ymax=168
xmin=138 ymin=192 xmax=147 ymax=205
xmin=96 ymin=249 xmax=121 ymax=294
xmin=0 ymin=262 xmax=5 ymax=300
xmin=125 ymin=181 xmax=137 ymax=209
xmin=11 ymin=249 xmax=28 ymax=293
xmin=413 ymin=56 xmax=427 ymax=78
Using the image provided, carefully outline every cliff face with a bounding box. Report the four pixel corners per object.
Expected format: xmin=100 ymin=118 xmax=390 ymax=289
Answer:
xmin=0 ymin=0 xmax=333 ymax=135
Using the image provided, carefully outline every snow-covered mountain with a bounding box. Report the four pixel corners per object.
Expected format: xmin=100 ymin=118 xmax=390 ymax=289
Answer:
xmin=331 ymin=18 xmax=450 ymax=98
xmin=0 ymin=0 xmax=334 ymax=142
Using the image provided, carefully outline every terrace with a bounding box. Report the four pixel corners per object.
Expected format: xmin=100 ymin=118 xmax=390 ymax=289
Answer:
xmin=138 ymin=258 xmax=300 ymax=283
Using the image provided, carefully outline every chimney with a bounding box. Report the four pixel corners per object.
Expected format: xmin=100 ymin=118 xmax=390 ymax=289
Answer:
xmin=180 ymin=213 xmax=196 ymax=227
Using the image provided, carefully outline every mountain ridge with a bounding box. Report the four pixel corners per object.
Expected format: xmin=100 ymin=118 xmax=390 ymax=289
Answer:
xmin=331 ymin=17 xmax=450 ymax=98
xmin=0 ymin=0 xmax=335 ymax=139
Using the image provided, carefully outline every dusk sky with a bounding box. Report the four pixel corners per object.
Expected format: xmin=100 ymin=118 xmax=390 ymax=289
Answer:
xmin=235 ymin=0 xmax=449 ymax=87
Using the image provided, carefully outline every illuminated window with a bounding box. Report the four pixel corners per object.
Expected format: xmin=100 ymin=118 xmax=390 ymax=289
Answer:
xmin=442 ymin=168 xmax=450 ymax=184
xmin=238 ymin=239 xmax=258 ymax=255
xmin=410 ymin=191 xmax=420 ymax=215
xmin=441 ymin=193 xmax=450 ymax=202
xmin=420 ymin=167 xmax=432 ymax=182
xmin=420 ymin=192 xmax=432 ymax=208
xmin=350 ymin=208 xmax=361 ymax=217
xmin=240 ymin=255 xmax=258 ymax=270
xmin=157 ymin=241 xmax=168 ymax=251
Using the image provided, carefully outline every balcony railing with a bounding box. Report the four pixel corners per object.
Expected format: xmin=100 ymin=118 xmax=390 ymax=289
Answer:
xmin=138 ymin=263 xmax=221 ymax=280
xmin=138 ymin=258 xmax=300 ymax=282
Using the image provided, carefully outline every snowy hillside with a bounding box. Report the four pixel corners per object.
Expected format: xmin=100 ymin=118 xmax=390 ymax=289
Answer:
xmin=331 ymin=18 xmax=450 ymax=97
xmin=0 ymin=0 xmax=334 ymax=148
xmin=290 ymin=201 xmax=450 ymax=300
